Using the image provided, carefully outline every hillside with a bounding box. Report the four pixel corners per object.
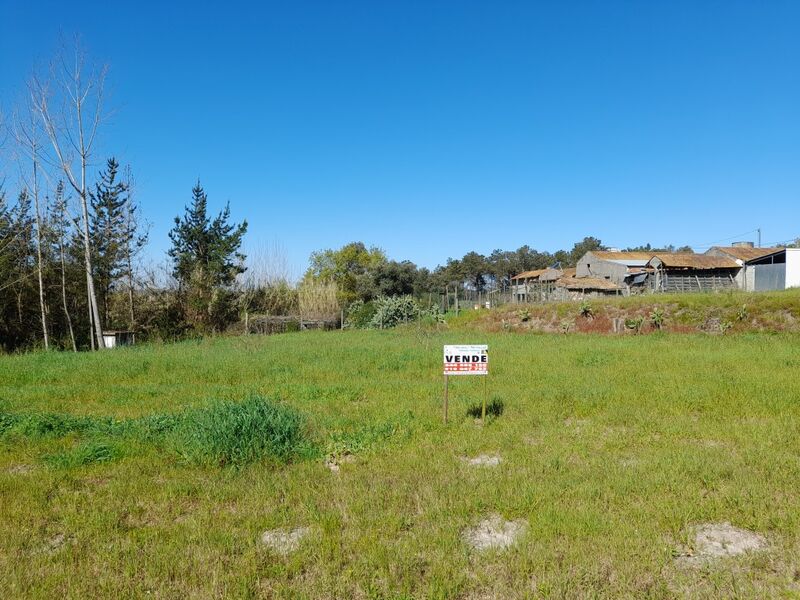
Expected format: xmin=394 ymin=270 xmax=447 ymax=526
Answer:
xmin=456 ymin=289 xmax=800 ymax=334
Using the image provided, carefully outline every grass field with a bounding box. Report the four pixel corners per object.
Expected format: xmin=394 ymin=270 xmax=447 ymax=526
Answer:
xmin=2 ymin=326 xmax=800 ymax=598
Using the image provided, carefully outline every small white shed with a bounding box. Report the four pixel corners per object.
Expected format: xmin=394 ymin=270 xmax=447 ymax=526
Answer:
xmin=102 ymin=330 xmax=136 ymax=349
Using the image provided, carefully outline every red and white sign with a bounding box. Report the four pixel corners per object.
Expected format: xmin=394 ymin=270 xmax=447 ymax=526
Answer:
xmin=443 ymin=345 xmax=488 ymax=375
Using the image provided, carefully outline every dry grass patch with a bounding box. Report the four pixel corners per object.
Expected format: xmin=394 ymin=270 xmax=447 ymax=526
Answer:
xmin=462 ymin=514 xmax=528 ymax=552
xmin=260 ymin=526 xmax=313 ymax=555
xmin=675 ymin=522 xmax=768 ymax=566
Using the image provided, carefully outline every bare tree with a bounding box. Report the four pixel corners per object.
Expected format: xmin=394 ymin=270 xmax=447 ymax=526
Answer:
xmin=11 ymin=106 xmax=50 ymax=349
xmin=29 ymin=39 xmax=108 ymax=350
xmin=52 ymin=182 xmax=77 ymax=351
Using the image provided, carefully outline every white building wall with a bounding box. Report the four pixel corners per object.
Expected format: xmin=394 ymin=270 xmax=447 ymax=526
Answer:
xmin=785 ymin=249 xmax=800 ymax=289
xmin=742 ymin=265 xmax=755 ymax=291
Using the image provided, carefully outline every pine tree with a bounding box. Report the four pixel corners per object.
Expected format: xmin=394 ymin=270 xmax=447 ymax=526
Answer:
xmin=0 ymin=186 xmax=16 ymax=348
xmin=168 ymin=182 xmax=247 ymax=331
xmin=89 ymin=158 xmax=128 ymax=325
xmin=121 ymin=166 xmax=148 ymax=328
xmin=1 ymin=190 xmax=37 ymax=348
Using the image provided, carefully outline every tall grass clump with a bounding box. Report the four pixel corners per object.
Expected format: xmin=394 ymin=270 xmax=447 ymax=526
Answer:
xmin=175 ymin=395 xmax=313 ymax=466
xmin=298 ymin=280 xmax=340 ymax=322
xmin=46 ymin=440 xmax=122 ymax=468
xmin=0 ymin=411 xmax=116 ymax=439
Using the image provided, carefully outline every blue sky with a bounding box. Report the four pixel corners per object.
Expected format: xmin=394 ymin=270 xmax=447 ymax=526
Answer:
xmin=2 ymin=1 xmax=799 ymax=273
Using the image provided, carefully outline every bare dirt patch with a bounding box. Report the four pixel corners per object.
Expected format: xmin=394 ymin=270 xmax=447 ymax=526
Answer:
xmin=260 ymin=526 xmax=312 ymax=555
xmin=37 ymin=533 xmax=75 ymax=555
xmin=676 ymin=522 xmax=767 ymax=566
xmin=5 ymin=464 xmax=34 ymax=475
xmin=325 ymin=453 xmax=356 ymax=473
xmin=462 ymin=513 xmax=528 ymax=552
xmin=564 ymin=417 xmax=590 ymax=428
xmin=462 ymin=454 xmax=502 ymax=467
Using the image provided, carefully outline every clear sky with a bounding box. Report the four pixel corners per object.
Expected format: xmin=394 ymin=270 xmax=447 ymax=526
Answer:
xmin=2 ymin=1 xmax=799 ymax=274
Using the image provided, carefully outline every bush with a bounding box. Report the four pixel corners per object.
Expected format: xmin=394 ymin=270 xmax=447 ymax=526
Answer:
xmin=650 ymin=307 xmax=665 ymax=330
xmin=421 ymin=303 xmax=446 ymax=325
xmin=736 ymin=304 xmax=749 ymax=321
xmin=369 ymin=296 xmax=420 ymax=329
xmin=345 ymin=299 xmax=378 ymax=329
xmin=625 ymin=316 xmax=645 ymax=334
xmin=174 ymin=395 xmax=312 ymax=466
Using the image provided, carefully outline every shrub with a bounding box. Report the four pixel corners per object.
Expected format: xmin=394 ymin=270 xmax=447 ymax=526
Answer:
xmin=345 ymin=299 xmax=378 ymax=329
xmin=649 ymin=307 xmax=665 ymax=330
xmin=578 ymin=301 xmax=593 ymax=319
xmin=424 ymin=303 xmax=446 ymax=324
xmin=517 ymin=308 xmax=531 ymax=322
xmin=369 ymin=296 xmax=420 ymax=329
xmin=174 ymin=395 xmax=311 ymax=466
xmin=625 ymin=316 xmax=645 ymax=334
xmin=736 ymin=304 xmax=749 ymax=321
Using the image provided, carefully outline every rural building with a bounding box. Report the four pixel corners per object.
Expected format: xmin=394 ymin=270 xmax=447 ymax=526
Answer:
xmin=102 ymin=330 xmax=136 ymax=348
xmin=575 ymin=251 xmax=653 ymax=292
xmin=647 ymin=254 xmax=740 ymax=292
xmin=705 ymin=244 xmax=800 ymax=291
xmin=510 ymin=267 xmax=569 ymax=302
xmin=511 ymin=244 xmax=799 ymax=304
xmin=555 ymin=276 xmax=622 ymax=299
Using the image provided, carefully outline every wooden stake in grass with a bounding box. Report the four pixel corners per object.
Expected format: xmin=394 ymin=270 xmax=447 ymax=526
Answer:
xmin=443 ymin=374 xmax=449 ymax=424
xmin=482 ymin=374 xmax=487 ymax=425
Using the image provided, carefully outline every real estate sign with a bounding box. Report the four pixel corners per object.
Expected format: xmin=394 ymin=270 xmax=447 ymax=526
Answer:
xmin=443 ymin=344 xmax=488 ymax=375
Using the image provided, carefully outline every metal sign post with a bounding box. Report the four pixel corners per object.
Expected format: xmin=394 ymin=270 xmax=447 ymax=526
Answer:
xmin=442 ymin=344 xmax=489 ymax=424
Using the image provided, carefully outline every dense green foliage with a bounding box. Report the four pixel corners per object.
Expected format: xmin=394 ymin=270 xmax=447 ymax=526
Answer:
xmin=89 ymin=158 xmax=147 ymax=324
xmin=368 ymin=295 xmax=420 ymax=328
xmin=168 ymin=182 xmax=248 ymax=333
xmin=304 ymin=237 xmax=609 ymax=308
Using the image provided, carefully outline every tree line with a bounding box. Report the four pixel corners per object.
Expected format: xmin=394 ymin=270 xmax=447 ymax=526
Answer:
xmin=0 ymin=41 xmax=248 ymax=351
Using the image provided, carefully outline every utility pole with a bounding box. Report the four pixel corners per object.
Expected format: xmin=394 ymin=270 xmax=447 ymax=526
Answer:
xmin=757 ymin=228 xmax=761 ymax=247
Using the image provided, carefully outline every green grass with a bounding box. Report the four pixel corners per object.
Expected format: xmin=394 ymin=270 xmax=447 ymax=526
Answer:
xmin=2 ymin=328 xmax=800 ymax=597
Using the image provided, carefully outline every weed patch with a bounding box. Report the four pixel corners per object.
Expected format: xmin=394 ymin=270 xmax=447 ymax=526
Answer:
xmin=174 ymin=395 xmax=314 ymax=467
xmin=326 ymin=412 xmax=413 ymax=457
xmin=46 ymin=440 xmax=122 ymax=468
xmin=1 ymin=395 xmax=313 ymax=469
xmin=0 ymin=412 xmax=115 ymax=438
